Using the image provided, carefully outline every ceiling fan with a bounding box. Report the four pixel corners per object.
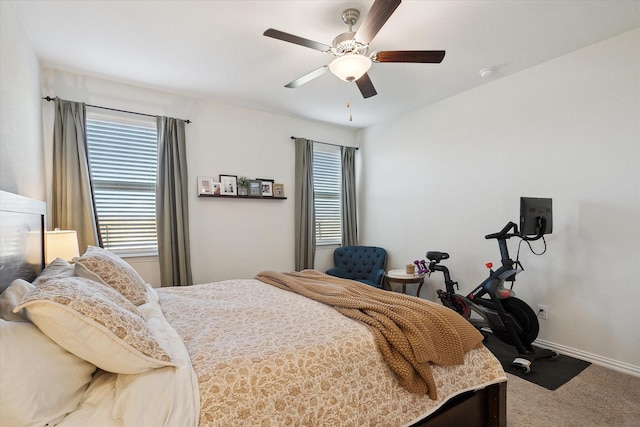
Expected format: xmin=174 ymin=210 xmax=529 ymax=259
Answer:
xmin=263 ymin=0 xmax=445 ymax=99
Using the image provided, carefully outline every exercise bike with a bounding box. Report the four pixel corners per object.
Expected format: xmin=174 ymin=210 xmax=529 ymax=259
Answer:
xmin=429 ymin=220 xmax=558 ymax=373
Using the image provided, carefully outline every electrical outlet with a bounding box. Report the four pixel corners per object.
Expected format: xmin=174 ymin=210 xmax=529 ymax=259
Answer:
xmin=537 ymin=305 xmax=548 ymax=320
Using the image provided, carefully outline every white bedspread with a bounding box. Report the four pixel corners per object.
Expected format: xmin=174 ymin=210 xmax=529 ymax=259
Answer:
xmin=58 ymin=285 xmax=199 ymax=426
xmin=158 ymin=279 xmax=507 ymax=426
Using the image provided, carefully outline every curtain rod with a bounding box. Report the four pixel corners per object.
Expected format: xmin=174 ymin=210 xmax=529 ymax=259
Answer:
xmin=42 ymin=96 xmax=192 ymax=124
xmin=290 ymin=136 xmax=358 ymax=150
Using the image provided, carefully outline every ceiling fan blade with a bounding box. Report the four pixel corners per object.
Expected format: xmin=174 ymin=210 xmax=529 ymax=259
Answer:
xmin=285 ymin=66 xmax=329 ymax=88
xmin=264 ymin=28 xmax=331 ymax=52
xmin=356 ymin=73 xmax=377 ymax=98
xmin=372 ymin=50 xmax=446 ymax=63
xmin=355 ymin=0 xmax=401 ymax=44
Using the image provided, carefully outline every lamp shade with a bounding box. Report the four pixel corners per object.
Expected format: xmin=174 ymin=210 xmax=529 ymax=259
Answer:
xmin=328 ymin=54 xmax=372 ymax=82
xmin=45 ymin=229 xmax=79 ymax=264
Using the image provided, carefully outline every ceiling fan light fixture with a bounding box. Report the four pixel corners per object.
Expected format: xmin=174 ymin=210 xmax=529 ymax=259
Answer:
xmin=328 ymin=54 xmax=372 ymax=82
xmin=479 ymin=67 xmax=495 ymax=78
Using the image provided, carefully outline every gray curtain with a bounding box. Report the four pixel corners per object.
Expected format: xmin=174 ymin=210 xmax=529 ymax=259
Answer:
xmin=52 ymin=97 xmax=101 ymax=254
xmin=294 ymin=138 xmax=315 ymax=270
xmin=341 ymin=146 xmax=358 ymax=246
xmin=156 ymin=116 xmax=192 ymax=286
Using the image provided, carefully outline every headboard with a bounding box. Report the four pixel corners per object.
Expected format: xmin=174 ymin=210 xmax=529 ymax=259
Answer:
xmin=0 ymin=190 xmax=46 ymax=292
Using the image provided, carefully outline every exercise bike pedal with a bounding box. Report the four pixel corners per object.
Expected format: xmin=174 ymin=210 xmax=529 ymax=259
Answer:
xmin=512 ymin=357 xmax=532 ymax=373
xmin=534 ymin=348 xmax=560 ymax=361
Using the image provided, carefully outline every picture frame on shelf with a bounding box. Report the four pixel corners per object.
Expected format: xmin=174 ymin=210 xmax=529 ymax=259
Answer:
xmin=237 ymin=176 xmax=250 ymax=196
xmin=248 ymin=180 xmax=262 ymax=197
xmin=273 ymin=183 xmax=285 ymax=198
xmin=219 ymin=174 xmax=238 ymax=196
xmin=257 ymin=179 xmax=274 ymax=197
xmin=211 ymin=182 xmax=221 ymax=196
xmin=197 ymin=176 xmax=214 ymax=196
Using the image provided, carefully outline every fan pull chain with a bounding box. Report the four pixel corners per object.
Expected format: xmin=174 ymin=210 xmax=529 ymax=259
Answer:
xmin=347 ymin=83 xmax=353 ymax=122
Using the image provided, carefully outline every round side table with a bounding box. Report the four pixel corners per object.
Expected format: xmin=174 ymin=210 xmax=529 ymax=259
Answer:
xmin=385 ymin=269 xmax=426 ymax=297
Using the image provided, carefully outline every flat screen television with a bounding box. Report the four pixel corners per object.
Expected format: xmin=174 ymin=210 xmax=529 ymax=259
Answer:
xmin=519 ymin=197 xmax=553 ymax=237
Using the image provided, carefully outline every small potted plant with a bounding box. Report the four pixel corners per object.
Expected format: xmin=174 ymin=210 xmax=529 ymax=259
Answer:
xmin=237 ymin=176 xmax=249 ymax=196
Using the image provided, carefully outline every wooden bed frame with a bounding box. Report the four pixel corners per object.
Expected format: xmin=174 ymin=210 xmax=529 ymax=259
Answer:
xmin=0 ymin=189 xmax=507 ymax=426
xmin=414 ymin=381 xmax=506 ymax=427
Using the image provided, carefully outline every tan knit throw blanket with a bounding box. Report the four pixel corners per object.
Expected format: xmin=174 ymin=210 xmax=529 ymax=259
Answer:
xmin=255 ymin=269 xmax=484 ymax=399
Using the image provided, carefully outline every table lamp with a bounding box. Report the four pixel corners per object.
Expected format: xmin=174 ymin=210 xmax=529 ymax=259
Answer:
xmin=45 ymin=228 xmax=80 ymax=264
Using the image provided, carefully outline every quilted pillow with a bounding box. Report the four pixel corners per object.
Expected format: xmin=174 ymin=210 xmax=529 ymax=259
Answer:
xmin=15 ymin=276 xmax=175 ymax=374
xmin=74 ymin=246 xmax=147 ymax=305
xmin=0 ymin=319 xmax=96 ymax=427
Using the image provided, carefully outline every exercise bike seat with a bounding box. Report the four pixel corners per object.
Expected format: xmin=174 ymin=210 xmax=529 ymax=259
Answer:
xmin=426 ymin=251 xmax=449 ymax=262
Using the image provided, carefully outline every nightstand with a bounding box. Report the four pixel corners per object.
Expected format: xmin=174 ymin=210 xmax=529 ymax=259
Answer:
xmin=385 ymin=269 xmax=426 ymax=297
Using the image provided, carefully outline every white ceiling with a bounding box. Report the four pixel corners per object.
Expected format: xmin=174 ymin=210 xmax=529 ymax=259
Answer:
xmin=10 ymin=0 xmax=640 ymax=129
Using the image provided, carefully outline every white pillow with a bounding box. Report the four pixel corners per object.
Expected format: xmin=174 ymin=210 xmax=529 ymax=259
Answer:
xmin=32 ymin=257 xmax=76 ymax=286
xmin=15 ymin=276 xmax=175 ymax=374
xmin=74 ymin=246 xmax=147 ymax=305
xmin=0 ymin=319 xmax=96 ymax=427
xmin=0 ymin=279 xmax=35 ymax=321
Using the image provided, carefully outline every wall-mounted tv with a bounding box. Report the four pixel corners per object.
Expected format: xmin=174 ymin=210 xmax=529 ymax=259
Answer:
xmin=519 ymin=197 xmax=552 ymax=237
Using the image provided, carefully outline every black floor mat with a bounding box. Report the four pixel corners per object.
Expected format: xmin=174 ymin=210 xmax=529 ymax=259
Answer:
xmin=483 ymin=332 xmax=591 ymax=390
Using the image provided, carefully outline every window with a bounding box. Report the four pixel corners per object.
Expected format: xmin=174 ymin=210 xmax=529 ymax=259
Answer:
xmin=313 ymin=144 xmax=342 ymax=245
xmin=86 ymin=112 xmax=158 ymax=257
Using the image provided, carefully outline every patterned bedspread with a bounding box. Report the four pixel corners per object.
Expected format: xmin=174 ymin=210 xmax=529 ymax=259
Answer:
xmin=158 ymin=279 xmax=506 ymax=427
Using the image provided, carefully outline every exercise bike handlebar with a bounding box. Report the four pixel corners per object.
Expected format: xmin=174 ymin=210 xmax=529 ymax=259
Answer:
xmin=484 ymin=221 xmax=519 ymax=240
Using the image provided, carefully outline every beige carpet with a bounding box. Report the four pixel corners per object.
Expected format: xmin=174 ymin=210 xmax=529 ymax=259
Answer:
xmin=507 ymin=364 xmax=640 ymax=426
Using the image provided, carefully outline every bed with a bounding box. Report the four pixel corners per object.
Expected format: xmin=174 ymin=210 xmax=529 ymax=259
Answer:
xmin=0 ymin=190 xmax=507 ymax=426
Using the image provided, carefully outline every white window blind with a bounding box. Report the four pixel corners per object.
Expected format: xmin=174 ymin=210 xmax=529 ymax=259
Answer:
xmin=313 ymin=144 xmax=342 ymax=245
xmin=86 ymin=112 xmax=158 ymax=257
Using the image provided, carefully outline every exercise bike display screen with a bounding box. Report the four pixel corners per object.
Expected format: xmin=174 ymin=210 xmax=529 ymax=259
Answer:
xmin=519 ymin=197 xmax=553 ymax=237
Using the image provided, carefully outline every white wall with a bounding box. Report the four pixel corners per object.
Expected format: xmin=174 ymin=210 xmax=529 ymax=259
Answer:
xmin=358 ymin=29 xmax=640 ymax=371
xmin=40 ymin=69 xmax=357 ymax=286
xmin=0 ymin=2 xmax=44 ymax=201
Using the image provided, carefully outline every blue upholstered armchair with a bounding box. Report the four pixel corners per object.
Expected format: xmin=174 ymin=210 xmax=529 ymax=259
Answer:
xmin=326 ymin=246 xmax=387 ymax=288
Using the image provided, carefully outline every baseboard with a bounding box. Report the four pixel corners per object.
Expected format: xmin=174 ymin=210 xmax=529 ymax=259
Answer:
xmin=534 ymin=338 xmax=640 ymax=378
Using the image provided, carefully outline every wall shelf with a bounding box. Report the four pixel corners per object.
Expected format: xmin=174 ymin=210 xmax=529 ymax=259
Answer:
xmin=198 ymin=194 xmax=287 ymax=200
